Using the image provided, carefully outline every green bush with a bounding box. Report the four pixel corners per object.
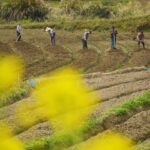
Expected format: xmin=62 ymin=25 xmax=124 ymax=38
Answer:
xmin=0 ymin=0 xmax=48 ymax=21
xmin=60 ymin=0 xmax=83 ymax=15
xmin=82 ymin=4 xmax=111 ymax=18
xmin=61 ymin=1 xmax=111 ymax=18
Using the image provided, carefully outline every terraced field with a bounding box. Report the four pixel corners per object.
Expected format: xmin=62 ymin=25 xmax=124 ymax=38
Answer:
xmin=0 ymin=67 xmax=149 ymax=150
xmin=0 ymin=29 xmax=150 ymax=79
xmin=0 ymin=29 xmax=150 ymax=150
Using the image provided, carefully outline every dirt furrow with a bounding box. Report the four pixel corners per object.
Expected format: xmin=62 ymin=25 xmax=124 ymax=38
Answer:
xmin=115 ymin=109 xmax=150 ymax=141
xmin=93 ymin=90 xmax=148 ymax=117
xmin=84 ymin=67 xmax=146 ymax=79
xmin=1 ymin=71 xmax=149 ymax=121
xmin=93 ymin=78 xmax=150 ymax=102
xmin=0 ymin=97 xmax=36 ymax=120
xmin=15 ymin=90 xmax=148 ymax=143
xmin=17 ymin=122 xmax=53 ymax=143
xmin=67 ymin=108 xmax=150 ymax=150
xmin=86 ymin=70 xmax=150 ymax=90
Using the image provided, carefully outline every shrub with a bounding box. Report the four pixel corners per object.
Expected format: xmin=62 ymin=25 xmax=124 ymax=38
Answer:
xmin=82 ymin=3 xmax=111 ymax=18
xmin=60 ymin=0 xmax=84 ymax=15
xmin=61 ymin=1 xmax=111 ymax=18
xmin=0 ymin=0 xmax=48 ymax=21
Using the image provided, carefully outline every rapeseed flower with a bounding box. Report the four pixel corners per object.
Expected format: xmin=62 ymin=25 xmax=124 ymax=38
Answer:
xmin=33 ymin=68 xmax=96 ymax=131
xmin=0 ymin=124 xmax=24 ymax=150
xmin=78 ymin=131 xmax=134 ymax=150
xmin=0 ymin=55 xmax=23 ymax=93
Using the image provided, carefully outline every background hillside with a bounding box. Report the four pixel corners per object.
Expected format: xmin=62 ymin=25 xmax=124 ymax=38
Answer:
xmin=0 ymin=0 xmax=150 ymax=31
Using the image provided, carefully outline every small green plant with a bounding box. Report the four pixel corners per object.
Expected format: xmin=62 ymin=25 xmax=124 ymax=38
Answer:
xmin=0 ymin=85 xmax=30 ymax=108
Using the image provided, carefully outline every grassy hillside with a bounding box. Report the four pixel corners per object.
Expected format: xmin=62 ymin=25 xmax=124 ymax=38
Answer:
xmin=0 ymin=0 xmax=150 ymax=31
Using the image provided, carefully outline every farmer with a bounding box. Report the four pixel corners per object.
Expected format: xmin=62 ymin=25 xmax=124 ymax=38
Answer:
xmin=82 ymin=30 xmax=92 ymax=49
xmin=16 ymin=24 xmax=22 ymax=42
xmin=137 ymin=31 xmax=145 ymax=49
xmin=45 ymin=27 xmax=56 ymax=46
xmin=110 ymin=26 xmax=118 ymax=49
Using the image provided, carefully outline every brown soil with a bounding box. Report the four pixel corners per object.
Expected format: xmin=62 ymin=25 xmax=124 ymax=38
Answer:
xmin=91 ymin=49 xmax=127 ymax=72
xmin=0 ymin=30 xmax=149 ymax=79
xmin=17 ymin=122 xmax=53 ymax=143
xmin=116 ymin=109 xmax=150 ymax=141
xmin=128 ymin=48 xmax=150 ymax=67
xmin=12 ymin=42 xmax=72 ymax=79
xmin=70 ymin=49 xmax=98 ymax=72
xmin=0 ymin=29 xmax=150 ymax=148
xmin=0 ymin=42 xmax=13 ymax=56
xmin=0 ymin=68 xmax=150 ymax=143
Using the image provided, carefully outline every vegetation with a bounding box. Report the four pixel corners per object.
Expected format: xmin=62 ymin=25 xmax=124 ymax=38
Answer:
xmin=0 ymin=0 xmax=150 ymax=31
xmin=0 ymin=85 xmax=30 ymax=108
xmin=0 ymin=0 xmax=48 ymax=21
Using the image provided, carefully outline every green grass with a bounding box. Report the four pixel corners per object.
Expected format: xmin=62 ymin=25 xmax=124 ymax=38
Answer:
xmin=26 ymin=90 xmax=150 ymax=150
xmin=0 ymin=84 xmax=31 ymax=108
xmin=0 ymin=15 xmax=150 ymax=32
xmin=112 ymin=91 xmax=150 ymax=116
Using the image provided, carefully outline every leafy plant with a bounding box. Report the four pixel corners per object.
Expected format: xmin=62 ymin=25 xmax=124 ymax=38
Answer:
xmin=0 ymin=0 xmax=48 ymax=21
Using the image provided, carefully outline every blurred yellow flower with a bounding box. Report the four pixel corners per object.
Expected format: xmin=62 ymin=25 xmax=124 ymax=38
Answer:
xmin=0 ymin=124 xmax=24 ymax=150
xmin=34 ymin=68 xmax=96 ymax=131
xmin=78 ymin=131 xmax=134 ymax=150
xmin=0 ymin=55 xmax=23 ymax=93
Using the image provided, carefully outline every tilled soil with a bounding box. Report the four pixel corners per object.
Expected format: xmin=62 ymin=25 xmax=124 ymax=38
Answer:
xmin=116 ymin=110 xmax=150 ymax=141
xmin=91 ymin=49 xmax=128 ymax=72
xmin=0 ymin=30 xmax=150 ymax=79
xmin=11 ymin=42 xmax=72 ymax=79
xmin=70 ymin=49 xmax=98 ymax=72
xmin=0 ymin=67 xmax=149 ymax=144
xmin=0 ymin=30 xmax=150 ymax=149
xmin=0 ymin=42 xmax=13 ymax=56
xmin=128 ymin=49 xmax=150 ymax=67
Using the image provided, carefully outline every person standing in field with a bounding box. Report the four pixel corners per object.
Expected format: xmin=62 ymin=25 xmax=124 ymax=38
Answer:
xmin=16 ymin=24 xmax=22 ymax=42
xmin=110 ymin=26 xmax=118 ymax=49
xmin=45 ymin=27 xmax=56 ymax=46
xmin=137 ymin=31 xmax=145 ymax=49
xmin=82 ymin=30 xmax=92 ymax=49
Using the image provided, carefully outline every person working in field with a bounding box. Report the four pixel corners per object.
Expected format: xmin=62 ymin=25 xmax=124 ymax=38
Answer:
xmin=110 ymin=26 xmax=118 ymax=49
xmin=137 ymin=31 xmax=145 ymax=49
xmin=82 ymin=30 xmax=92 ymax=49
xmin=45 ymin=27 xmax=56 ymax=46
xmin=16 ymin=24 xmax=22 ymax=42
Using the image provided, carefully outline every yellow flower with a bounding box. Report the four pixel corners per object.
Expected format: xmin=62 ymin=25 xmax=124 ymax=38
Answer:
xmin=78 ymin=131 xmax=134 ymax=150
xmin=0 ymin=124 xmax=24 ymax=150
xmin=0 ymin=55 xmax=23 ymax=93
xmin=34 ymin=68 xmax=96 ymax=131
